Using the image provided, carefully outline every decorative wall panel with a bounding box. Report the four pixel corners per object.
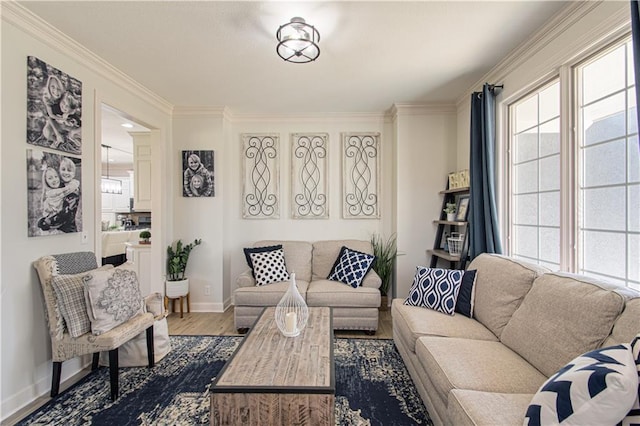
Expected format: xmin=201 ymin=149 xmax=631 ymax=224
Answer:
xmin=242 ymin=134 xmax=279 ymax=219
xmin=342 ymin=132 xmax=380 ymax=219
xmin=291 ymin=133 xmax=328 ymax=219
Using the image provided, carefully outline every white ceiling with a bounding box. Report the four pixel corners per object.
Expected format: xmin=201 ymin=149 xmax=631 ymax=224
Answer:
xmin=19 ymin=1 xmax=570 ymax=114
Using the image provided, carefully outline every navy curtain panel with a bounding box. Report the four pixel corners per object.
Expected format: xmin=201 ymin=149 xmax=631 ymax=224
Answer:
xmin=632 ymin=0 xmax=640 ymax=152
xmin=469 ymin=83 xmax=503 ymax=260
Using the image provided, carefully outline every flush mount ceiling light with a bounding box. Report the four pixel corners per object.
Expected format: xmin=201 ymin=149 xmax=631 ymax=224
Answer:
xmin=276 ymin=17 xmax=320 ymax=63
xmin=101 ymin=144 xmax=122 ymax=194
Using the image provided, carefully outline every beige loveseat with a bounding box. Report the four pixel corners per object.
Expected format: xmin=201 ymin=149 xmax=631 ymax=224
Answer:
xmin=234 ymin=240 xmax=381 ymax=332
xmin=392 ymin=253 xmax=640 ymax=426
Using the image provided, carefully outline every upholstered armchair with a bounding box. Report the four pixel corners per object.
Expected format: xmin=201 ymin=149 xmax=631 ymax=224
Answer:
xmin=33 ymin=251 xmax=155 ymax=401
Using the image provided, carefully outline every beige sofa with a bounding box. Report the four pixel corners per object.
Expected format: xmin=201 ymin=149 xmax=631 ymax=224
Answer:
xmin=101 ymin=229 xmax=149 ymax=265
xmin=392 ymin=253 xmax=640 ymax=426
xmin=234 ymin=240 xmax=381 ymax=332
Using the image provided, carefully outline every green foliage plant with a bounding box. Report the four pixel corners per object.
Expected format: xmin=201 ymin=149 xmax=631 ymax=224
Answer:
xmin=139 ymin=230 xmax=151 ymax=241
xmin=166 ymin=239 xmax=202 ymax=281
xmin=443 ymin=202 xmax=457 ymax=214
xmin=370 ymin=233 xmax=398 ymax=296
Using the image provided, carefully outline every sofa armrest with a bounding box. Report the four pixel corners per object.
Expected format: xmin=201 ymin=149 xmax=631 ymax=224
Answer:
xmin=361 ymin=269 xmax=382 ymax=289
xmin=236 ymin=269 xmax=256 ymax=288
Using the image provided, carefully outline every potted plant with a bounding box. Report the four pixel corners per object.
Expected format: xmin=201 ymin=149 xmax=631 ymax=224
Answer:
xmin=444 ymin=202 xmax=457 ymax=222
xmin=139 ymin=230 xmax=151 ymax=244
xmin=166 ymin=238 xmax=202 ymax=298
xmin=370 ymin=233 xmax=398 ymax=311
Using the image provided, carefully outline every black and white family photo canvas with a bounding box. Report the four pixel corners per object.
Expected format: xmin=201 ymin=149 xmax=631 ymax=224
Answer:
xmin=27 ymin=56 xmax=82 ymax=155
xmin=182 ymin=150 xmax=214 ymax=197
xmin=27 ymin=149 xmax=82 ymax=237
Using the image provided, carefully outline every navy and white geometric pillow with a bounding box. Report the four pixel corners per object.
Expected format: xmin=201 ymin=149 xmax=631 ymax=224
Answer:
xmin=327 ymin=246 xmax=376 ymax=288
xmin=404 ymin=267 xmax=463 ymax=315
xmin=619 ymin=334 xmax=640 ymax=426
xmin=249 ymin=248 xmax=289 ymax=286
xmin=524 ymin=344 xmax=638 ymax=426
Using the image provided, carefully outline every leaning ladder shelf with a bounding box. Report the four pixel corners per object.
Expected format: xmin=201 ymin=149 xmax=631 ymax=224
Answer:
xmin=426 ymin=183 xmax=470 ymax=270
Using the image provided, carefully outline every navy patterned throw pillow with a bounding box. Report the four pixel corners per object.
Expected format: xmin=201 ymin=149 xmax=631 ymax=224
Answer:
xmin=454 ymin=269 xmax=477 ymax=318
xmin=327 ymin=246 xmax=376 ymax=288
xmin=524 ymin=344 xmax=637 ymax=426
xmin=404 ymin=266 xmax=463 ymax=315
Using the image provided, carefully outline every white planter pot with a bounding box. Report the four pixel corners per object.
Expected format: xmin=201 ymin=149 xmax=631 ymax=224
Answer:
xmin=166 ymin=278 xmax=189 ymax=298
xmin=447 ymin=213 xmax=456 ymax=222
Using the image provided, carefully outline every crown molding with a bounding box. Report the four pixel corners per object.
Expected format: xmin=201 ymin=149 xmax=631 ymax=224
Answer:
xmin=226 ymin=111 xmax=390 ymax=123
xmin=456 ymin=0 xmax=624 ymax=106
xmin=2 ymin=1 xmax=174 ymax=115
xmin=172 ymin=106 xmax=228 ymax=117
xmin=390 ymin=103 xmax=457 ymax=117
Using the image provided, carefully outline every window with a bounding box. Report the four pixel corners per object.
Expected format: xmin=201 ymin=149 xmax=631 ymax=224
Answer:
xmin=509 ymin=81 xmax=561 ymax=270
xmin=507 ymin=38 xmax=640 ymax=290
xmin=577 ymin=41 xmax=639 ymax=289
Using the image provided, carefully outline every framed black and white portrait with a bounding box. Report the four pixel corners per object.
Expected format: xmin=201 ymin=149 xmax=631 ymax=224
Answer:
xmin=27 ymin=56 xmax=82 ymax=155
xmin=182 ymin=150 xmax=214 ymax=197
xmin=27 ymin=149 xmax=82 ymax=237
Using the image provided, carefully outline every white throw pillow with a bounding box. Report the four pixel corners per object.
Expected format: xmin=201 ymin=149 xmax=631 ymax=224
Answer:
xmin=249 ymin=248 xmax=289 ymax=286
xmin=84 ymin=268 xmax=144 ymax=335
xmin=619 ymin=334 xmax=640 ymax=426
xmin=51 ymin=264 xmax=114 ymax=338
xmin=524 ymin=344 xmax=638 ymax=426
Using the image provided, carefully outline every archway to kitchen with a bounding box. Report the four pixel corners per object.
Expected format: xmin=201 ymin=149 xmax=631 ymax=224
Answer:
xmin=98 ymin=103 xmax=156 ymax=296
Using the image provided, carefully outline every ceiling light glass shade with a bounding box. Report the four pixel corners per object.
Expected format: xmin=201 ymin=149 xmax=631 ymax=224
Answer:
xmin=101 ymin=144 xmax=122 ymax=194
xmin=101 ymin=177 xmax=122 ymax=194
xmin=276 ymin=17 xmax=320 ymax=63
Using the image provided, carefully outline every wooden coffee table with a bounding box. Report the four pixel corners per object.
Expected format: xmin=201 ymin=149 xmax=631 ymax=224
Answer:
xmin=210 ymin=306 xmax=334 ymax=425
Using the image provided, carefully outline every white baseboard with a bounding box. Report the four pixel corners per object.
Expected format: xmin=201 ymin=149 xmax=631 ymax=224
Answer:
xmin=189 ymin=297 xmax=232 ymax=313
xmin=1 ymin=357 xmax=87 ymax=422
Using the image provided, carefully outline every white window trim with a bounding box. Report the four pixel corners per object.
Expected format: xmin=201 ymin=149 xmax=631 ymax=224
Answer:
xmin=499 ymin=31 xmax=634 ymax=277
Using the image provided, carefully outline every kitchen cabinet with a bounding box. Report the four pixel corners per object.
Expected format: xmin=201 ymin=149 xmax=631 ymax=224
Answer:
xmin=131 ymin=132 xmax=152 ymax=211
xmin=125 ymin=242 xmax=151 ymax=296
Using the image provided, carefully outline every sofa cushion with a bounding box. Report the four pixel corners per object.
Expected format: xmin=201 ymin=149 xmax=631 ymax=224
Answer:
xmin=306 ymin=279 xmax=380 ymax=308
xmin=415 ymin=336 xmax=547 ymax=406
xmin=234 ymin=280 xmax=309 ymax=306
xmin=447 ymin=389 xmax=534 ymax=426
xmin=391 ymin=299 xmax=498 ymax=353
xmin=250 ymin=248 xmax=289 ymax=286
xmin=404 ymin=266 xmax=463 ymax=315
xmin=468 ymin=254 xmax=549 ymax=339
xmin=327 ymin=246 xmax=375 ymax=288
xmin=524 ymin=344 xmax=637 ymax=426
xmin=603 ymin=295 xmax=640 ymax=347
xmin=312 ymin=240 xmax=373 ymax=280
xmin=501 ymin=272 xmax=626 ymax=377
xmin=254 ymin=240 xmax=312 ymax=282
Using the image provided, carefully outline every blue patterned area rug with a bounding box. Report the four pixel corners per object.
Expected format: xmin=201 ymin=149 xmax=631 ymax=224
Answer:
xmin=18 ymin=336 xmax=431 ymax=425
